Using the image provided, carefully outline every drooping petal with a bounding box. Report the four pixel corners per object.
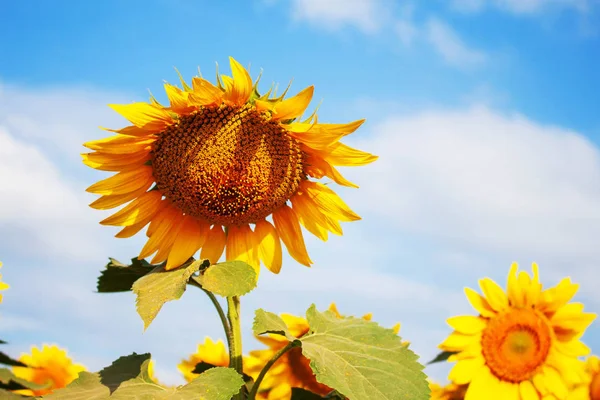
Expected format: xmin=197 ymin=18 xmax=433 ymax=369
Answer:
xmin=291 ymin=191 xmax=336 ymax=241
xmin=301 ymin=180 xmax=361 ymax=222
xmin=166 ymin=217 xmax=209 ymax=270
xmin=109 ymin=102 xmax=173 ymax=132
xmin=304 ymin=153 xmax=359 ymax=188
xmin=138 ymin=209 xmax=185 ymax=260
xmin=272 ymin=205 xmax=312 ymax=267
xmin=226 ymin=225 xmax=259 ymax=274
xmin=254 ymin=220 xmax=283 ymax=274
xmin=115 ymin=219 xmax=151 ymax=238
xmin=200 ymin=225 xmax=226 ymax=265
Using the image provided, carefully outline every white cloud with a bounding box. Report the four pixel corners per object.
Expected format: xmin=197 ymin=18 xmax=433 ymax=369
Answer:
xmin=349 ymin=105 xmax=600 ymax=268
xmin=451 ymin=0 xmax=589 ymax=14
xmin=291 ymin=0 xmax=388 ymax=33
xmin=425 ymin=18 xmax=487 ymax=68
xmin=395 ymin=19 xmax=419 ymax=46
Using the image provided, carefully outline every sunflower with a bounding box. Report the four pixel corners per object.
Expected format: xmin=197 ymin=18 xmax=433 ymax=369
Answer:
xmin=83 ymin=57 xmax=376 ymax=273
xmin=12 ymin=344 xmax=86 ymax=396
xmin=177 ymin=337 xmax=229 ymax=382
xmin=429 ymin=381 xmax=467 ymax=400
xmin=0 ymin=262 xmax=9 ymax=303
xmin=566 ymin=356 xmax=600 ymax=400
xmin=439 ymin=263 xmax=595 ymax=400
xmin=245 ymin=303 xmax=402 ymax=400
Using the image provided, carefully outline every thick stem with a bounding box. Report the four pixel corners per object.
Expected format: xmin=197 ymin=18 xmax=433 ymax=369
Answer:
xmin=227 ymin=296 xmax=244 ymax=400
xmin=189 ymin=277 xmax=232 ymax=351
xmin=247 ymin=341 xmax=298 ymax=400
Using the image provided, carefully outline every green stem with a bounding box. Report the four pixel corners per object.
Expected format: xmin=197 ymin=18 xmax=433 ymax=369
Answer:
xmin=189 ymin=277 xmax=232 ymax=351
xmin=247 ymin=341 xmax=298 ymax=400
xmin=227 ymin=296 xmax=244 ymax=400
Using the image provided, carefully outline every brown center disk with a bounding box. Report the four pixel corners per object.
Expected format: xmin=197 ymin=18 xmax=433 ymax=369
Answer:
xmin=151 ymin=104 xmax=305 ymax=226
xmin=481 ymin=308 xmax=552 ymax=383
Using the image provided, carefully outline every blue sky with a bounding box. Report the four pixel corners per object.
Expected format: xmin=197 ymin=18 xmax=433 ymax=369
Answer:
xmin=1 ymin=0 xmax=600 ymax=386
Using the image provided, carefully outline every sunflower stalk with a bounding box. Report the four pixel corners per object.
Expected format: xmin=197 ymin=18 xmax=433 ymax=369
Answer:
xmin=247 ymin=340 xmax=299 ymax=400
xmin=227 ymin=295 xmax=244 ymax=400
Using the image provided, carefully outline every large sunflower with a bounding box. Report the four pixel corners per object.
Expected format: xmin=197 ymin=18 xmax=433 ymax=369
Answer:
xmin=566 ymin=356 xmax=600 ymax=400
xmin=439 ymin=263 xmax=596 ymax=400
xmin=83 ymin=57 xmax=376 ymax=273
xmin=12 ymin=344 xmax=86 ymax=396
xmin=245 ymin=303 xmax=402 ymax=400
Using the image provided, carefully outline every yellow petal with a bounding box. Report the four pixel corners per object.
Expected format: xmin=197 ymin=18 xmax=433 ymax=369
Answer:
xmin=304 ymin=153 xmax=359 ymax=188
xmin=301 ymin=180 xmax=360 ymax=222
xmin=319 ymin=142 xmax=378 ymax=166
xmin=86 ymin=166 xmax=154 ymax=196
xmin=272 ymin=205 xmax=312 ymax=267
xmin=115 ymin=219 xmax=150 ymax=238
xmin=139 ymin=209 xmax=184 ymax=260
xmin=268 ymin=86 xmax=314 ymax=121
xmin=83 ymin=135 xmax=155 ymax=154
xmin=287 ymin=119 xmax=365 ymax=151
xmin=164 ymin=84 xmax=197 ymax=115
xmin=254 ymin=220 xmax=282 ymax=274
xmin=448 ymin=357 xmax=484 ymax=385
xmin=551 ymin=303 xmax=596 ymax=336
xmin=446 ymin=315 xmax=487 ymax=334
xmin=392 ymin=323 xmax=401 ymax=335
xmin=191 ymin=77 xmax=224 ymax=105
xmin=224 ymin=57 xmax=253 ymax=106
xmin=328 ymin=303 xmax=341 ymax=318
xmin=478 ymin=278 xmax=508 ymax=312
xmin=519 ymin=380 xmax=540 ymax=400
xmin=100 ymin=191 xmax=164 ymax=226
xmin=464 ymin=287 xmax=496 ymax=318
xmin=109 ymin=102 xmax=173 ymax=132
xmin=89 ymin=184 xmax=151 ymax=210
xmin=166 ymin=217 xmax=209 ymax=270
xmin=439 ymin=332 xmax=479 ymax=352
xmin=226 ymin=225 xmax=259 ymax=274
xmin=291 ymin=190 xmax=344 ymax=241
xmin=200 ymin=225 xmax=226 ymax=265
xmin=540 ymin=366 xmax=568 ymax=398
xmin=539 ymin=277 xmax=579 ymax=313
xmin=464 ymin=368 xmax=497 ymax=400
xmin=81 ymin=150 xmax=150 ymax=171
xmin=101 ymin=125 xmax=155 ymax=137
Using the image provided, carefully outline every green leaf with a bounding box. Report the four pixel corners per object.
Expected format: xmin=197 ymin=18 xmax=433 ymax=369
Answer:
xmin=252 ymin=309 xmax=296 ymax=341
xmin=43 ymin=355 xmax=244 ymax=400
xmin=97 ymin=257 xmax=155 ymax=293
xmin=98 ymin=353 xmax=152 ymax=394
xmin=427 ymin=351 xmax=456 ymax=364
xmin=0 ymin=351 xmax=27 ymax=367
xmin=0 ymin=368 xmax=49 ymax=391
xmin=42 ymin=372 xmax=110 ymax=399
xmin=132 ymin=260 xmax=202 ymax=329
xmin=198 ymin=260 xmax=257 ymax=297
xmin=299 ymin=305 xmax=429 ymax=400
xmin=172 ymin=367 xmax=244 ymax=400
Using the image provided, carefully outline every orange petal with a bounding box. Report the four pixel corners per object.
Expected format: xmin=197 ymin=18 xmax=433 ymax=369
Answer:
xmin=254 ymin=220 xmax=282 ymax=274
xmin=89 ymin=183 xmax=152 ymax=210
xmin=164 ymin=84 xmax=197 ymax=115
xmin=100 ymin=190 xmax=164 ymax=226
xmin=139 ymin=210 xmax=185 ymax=260
xmin=86 ymin=166 xmax=154 ymax=196
xmin=200 ymin=225 xmax=226 ymax=264
xmin=272 ymin=205 xmax=312 ymax=267
xmin=304 ymin=153 xmax=359 ymax=188
xmin=83 ymin=135 xmax=155 ymax=154
xmin=165 ymin=217 xmax=209 ymax=270
xmin=191 ymin=77 xmax=224 ymax=105
xmin=226 ymin=225 xmax=259 ymax=274
xmin=224 ymin=57 xmax=253 ymax=106
xmin=81 ymin=150 xmax=150 ymax=171
xmin=301 ymin=180 xmax=361 ymax=222
xmin=318 ymin=142 xmax=378 ymax=167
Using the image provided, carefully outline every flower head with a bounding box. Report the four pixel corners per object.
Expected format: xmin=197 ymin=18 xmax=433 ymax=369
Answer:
xmin=83 ymin=57 xmax=376 ymax=274
xmin=439 ymin=263 xmax=595 ymax=400
xmin=566 ymin=356 xmax=600 ymax=400
xmin=177 ymin=337 xmax=229 ymax=382
xmin=429 ymin=381 xmax=467 ymax=400
xmin=245 ymin=303 xmax=402 ymax=399
xmin=12 ymin=344 xmax=86 ymax=396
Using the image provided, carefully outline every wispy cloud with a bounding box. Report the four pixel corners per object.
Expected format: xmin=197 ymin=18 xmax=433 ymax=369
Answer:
xmin=451 ymin=0 xmax=590 ymax=14
xmin=290 ymin=0 xmax=388 ymax=33
xmin=425 ymin=18 xmax=487 ymax=68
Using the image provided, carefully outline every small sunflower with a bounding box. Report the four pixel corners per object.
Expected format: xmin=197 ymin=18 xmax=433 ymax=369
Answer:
xmin=12 ymin=344 xmax=86 ymax=396
xmin=177 ymin=337 xmax=229 ymax=382
xmin=439 ymin=263 xmax=595 ymax=400
xmin=566 ymin=356 xmax=600 ymax=400
xmin=429 ymin=381 xmax=467 ymax=400
xmin=245 ymin=303 xmax=402 ymax=400
xmin=0 ymin=262 xmax=9 ymax=303
xmin=83 ymin=57 xmax=376 ymax=273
